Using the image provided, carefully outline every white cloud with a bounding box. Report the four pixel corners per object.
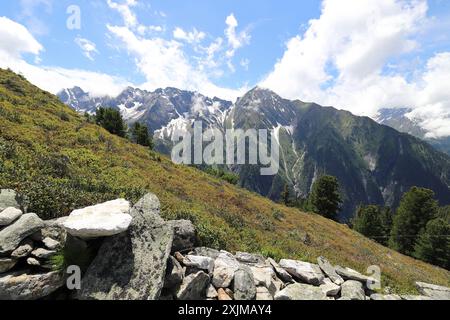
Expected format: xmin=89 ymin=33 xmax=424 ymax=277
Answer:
xmin=0 ymin=17 xmax=128 ymax=97
xmin=260 ymin=0 xmax=450 ymax=137
xmin=106 ymin=6 xmax=250 ymax=100
xmin=173 ymin=27 xmax=206 ymax=44
xmin=0 ymin=16 xmax=43 ymax=57
xmin=225 ymin=14 xmax=250 ymax=59
xmin=106 ymin=0 xmax=138 ymax=28
xmin=75 ymin=37 xmax=99 ymax=61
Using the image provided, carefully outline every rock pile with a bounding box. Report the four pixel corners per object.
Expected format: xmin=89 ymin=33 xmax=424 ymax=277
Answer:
xmin=1 ymin=189 xmax=449 ymax=300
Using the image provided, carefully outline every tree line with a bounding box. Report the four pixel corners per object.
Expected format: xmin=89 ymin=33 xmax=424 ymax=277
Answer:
xmin=280 ymin=176 xmax=450 ymax=270
xmin=85 ymin=107 xmax=154 ymax=150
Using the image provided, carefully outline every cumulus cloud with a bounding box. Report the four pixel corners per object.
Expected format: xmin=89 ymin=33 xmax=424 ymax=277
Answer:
xmin=106 ymin=0 xmax=138 ymax=28
xmin=106 ymin=4 xmax=250 ymax=100
xmin=260 ymin=0 xmax=450 ymax=138
xmin=0 ymin=17 xmax=128 ymax=97
xmin=225 ymin=13 xmax=250 ymax=58
xmin=0 ymin=16 xmax=43 ymax=57
xmin=173 ymin=27 xmax=206 ymax=44
xmin=75 ymin=37 xmax=99 ymax=61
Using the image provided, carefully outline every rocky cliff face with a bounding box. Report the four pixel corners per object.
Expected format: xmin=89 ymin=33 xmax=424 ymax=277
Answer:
xmin=1 ymin=189 xmax=448 ymax=301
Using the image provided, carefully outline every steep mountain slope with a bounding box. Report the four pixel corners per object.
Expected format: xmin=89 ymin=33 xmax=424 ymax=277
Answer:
xmin=58 ymin=87 xmax=450 ymax=222
xmin=2 ymin=68 xmax=450 ymax=292
xmin=375 ymin=108 xmax=450 ymax=155
xmin=226 ymin=89 xmax=450 ymax=220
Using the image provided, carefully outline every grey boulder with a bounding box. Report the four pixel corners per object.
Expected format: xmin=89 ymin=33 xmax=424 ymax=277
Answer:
xmin=0 ymin=213 xmax=45 ymax=254
xmin=183 ymin=255 xmax=215 ymax=274
xmin=167 ymin=220 xmax=197 ymax=252
xmin=267 ymin=258 xmax=293 ymax=283
xmin=0 ymin=207 xmax=22 ymax=226
xmin=335 ymin=265 xmax=370 ymax=283
xmin=176 ymin=271 xmax=210 ymax=300
xmin=0 ymin=271 xmax=64 ymax=300
xmin=163 ymin=256 xmax=184 ymax=290
xmin=233 ymin=265 xmax=256 ymax=300
xmin=415 ymin=282 xmax=450 ymax=300
xmin=235 ymin=252 xmax=265 ymax=265
xmin=31 ymin=248 xmax=56 ymax=259
xmin=274 ymin=283 xmax=328 ymax=300
xmin=256 ymin=286 xmax=273 ymax=300
xmin=0 ymin=258 xmax=17 ymax=273
xmin=317 ymin=257 xmax=344 ymax=285
xmin=279 ymin=259 xmax=324 ymax=285
xmin=11 ymin=239 xmax=34 ymax=258
xmin=320 ymin=278 xmax=341 ymax=296
xmin=191 ymin=247 xmax=220 ymax=259
xmin=341 ymin=280 xmax=365 ymax=300
xmin=212 ymin=251 xmax=240 ymax=288
xmin=77 ymin=193 xmax=174 ymax=300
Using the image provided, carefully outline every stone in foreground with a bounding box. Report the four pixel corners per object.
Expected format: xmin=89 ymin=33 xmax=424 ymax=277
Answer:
xmin=274 ymin=283 xmax=328 ymax=300
xmin=317 ymin=256 xmax=344 ymax=285
xmin=183 ymin=255 xmax=215 ymax=274
xmin=340 ymin=280 xmax=365 ymax=300
xmin=0 ymin=213 xmax=45 ymax=254
xmin=0 ymin=258 xmax=17 ymax=273
xmin=335 ymin=265 xmax=370 ymax=283
xmin=256 ymin=286 xmax=273 ymax=300
xmin=233 ymin=265 xmax=256 ymax=300
xmin=415 ymin=282 xmax=450 ymax=300
xmin=0 ymin=271 xmax=64 ymax=300
xmin=267 ymin=258 xmax=293 ymax=283
xmin=167 ymin=220 xmax=197 ymax=252
xmin=176 ymin=271 xmax=210 ymax=300
xmin=279 ymin=259 xmax=324 ymax=285
xmin=320 ymin=278 xmax=341 ymax=296
xmin=11 ymin=239 xmax=34 ymax=258
xmin=0 ymin=207 xmax=22 ymax=226
xmin=212 ymin=251 xmax=240 ymax=288
xmin=77 ymin=194 xmax=173 ymax=300
xmin=62 ymin=199 xmax=132 ymax=239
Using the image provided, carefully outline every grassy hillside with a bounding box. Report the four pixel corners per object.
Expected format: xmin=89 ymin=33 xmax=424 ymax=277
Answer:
xmin=0 ymin=68 xmax=449 ymax=294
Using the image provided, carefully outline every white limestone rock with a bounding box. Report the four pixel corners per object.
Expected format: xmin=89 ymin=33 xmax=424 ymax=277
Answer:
xmin=62 ymin=199 xmax=132 ymax=239
xmin=0 ymin=207 xmax=22 ymax=226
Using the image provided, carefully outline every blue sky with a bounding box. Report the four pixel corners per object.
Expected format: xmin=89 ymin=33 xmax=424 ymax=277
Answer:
xmin=1 ymin=0 xmax=450 ymax=137
xmin=0 ymin=0 xmax=322 ymax=89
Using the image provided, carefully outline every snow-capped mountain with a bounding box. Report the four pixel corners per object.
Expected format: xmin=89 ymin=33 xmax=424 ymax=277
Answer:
xmin=58 ymin=86 xmax=233 ymax=138
xmin=57 ymin=86 xmax=450 ymax=221
xmin=375 ymin=108 xmax=450 ymax=155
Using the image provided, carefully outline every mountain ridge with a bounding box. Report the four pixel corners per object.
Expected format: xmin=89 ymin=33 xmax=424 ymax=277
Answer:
xmin=58 ymin=85 xmax=450 ymax=221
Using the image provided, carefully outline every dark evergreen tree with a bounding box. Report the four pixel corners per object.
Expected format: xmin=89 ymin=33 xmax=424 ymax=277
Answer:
xmin=309 ymin=175 xmax=342 ymax=220
xmin=131 ymin=122 xmax=153 ymax=149
xmin=352 ymin=205 xmax=393 ymax=246
xmin=353 ymin=205 xmax=383 ymax=241
xmin=95 ymin=107 xmax=126 ymax=137
xmin=413 ymin=218 xmax=450 ymax=270
xmin=389 ymin=187 xmax=438 ymax=256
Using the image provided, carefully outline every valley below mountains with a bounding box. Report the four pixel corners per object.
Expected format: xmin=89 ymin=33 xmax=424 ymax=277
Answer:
xmin=59 ymin=86 xmax=450 ymax=221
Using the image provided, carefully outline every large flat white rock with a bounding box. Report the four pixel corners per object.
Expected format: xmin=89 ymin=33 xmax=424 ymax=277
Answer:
xmin=62 ymin=199 xmax=132 ymax=239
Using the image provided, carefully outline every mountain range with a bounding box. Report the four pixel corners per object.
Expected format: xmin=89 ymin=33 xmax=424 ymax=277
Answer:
xmin=58 ymin=86 xmax=450 ymax=221
xmin=375 ymin=108 xmax=450 ymax=156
